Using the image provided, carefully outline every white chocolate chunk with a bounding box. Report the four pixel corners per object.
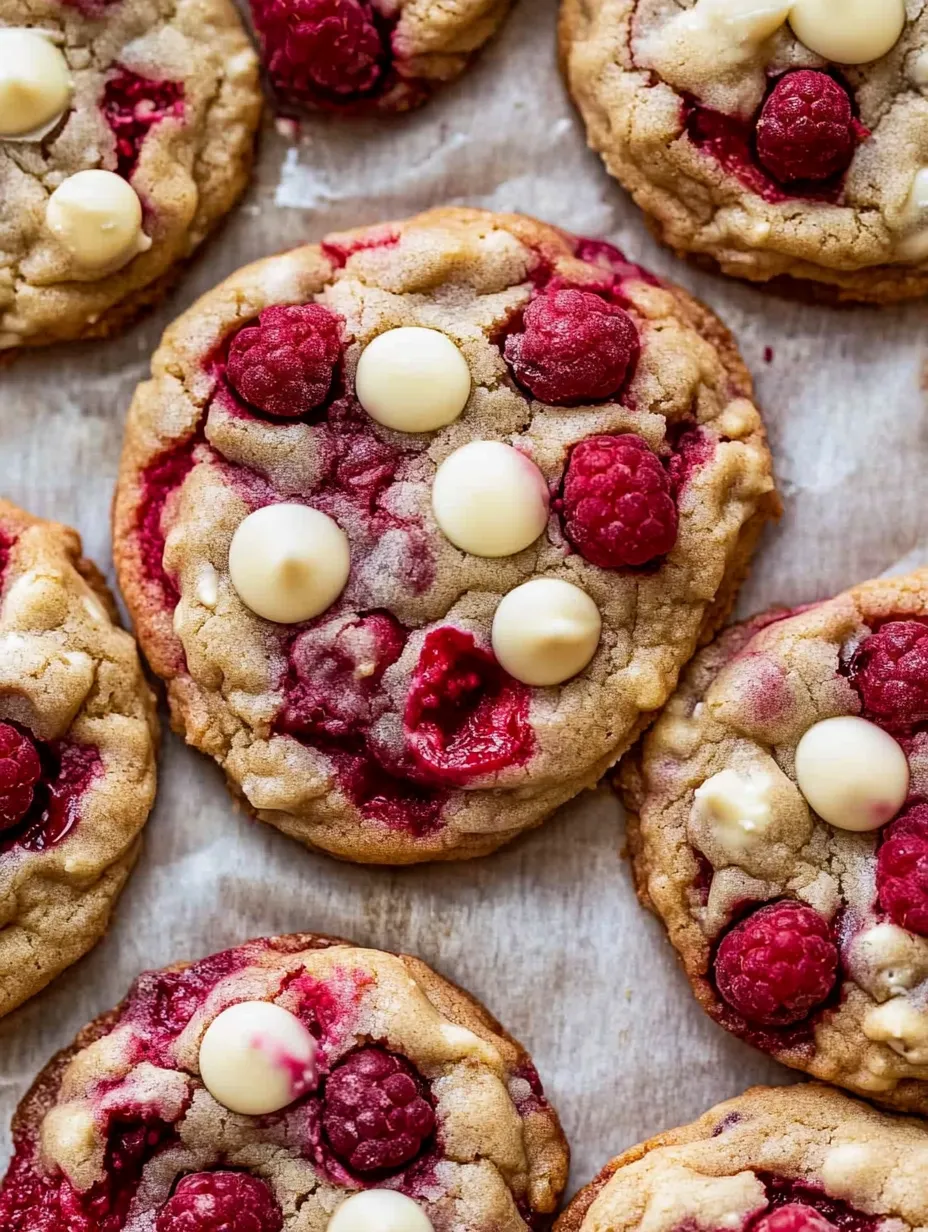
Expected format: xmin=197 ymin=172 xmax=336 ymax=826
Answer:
xmin=328 ymin=1191 xmax=433 ymax=1232
xmin=0 ymin=29 xmax=71 ymax=139
xmin=356 ymin=327 xmax=471 ymax=433
xmin=794 ymin=716 xmax=909 ymax=832
xmin=850 ymin=923 xmax=928 ymax=1001
xmin=198 ymin=1000 xmax=318 ymax=1116
xmin=692 ymin=768 xmax=779 ymax=852
xmin=45 ymin=171 xmax=151 ymax=273
xmin=228 ymin=504 xmax=350 ymax=624
xmin=788 ymin=0 xmax=906 ymax=65
xmin=432 ymin=440 xmax=549 ymax=558
xmin=863 ymin=998 xmax=928 ymax=1064
xmin=821 ymin=1143 xmax=888 ymax=1198
xmin=893 ymin=169 xmax=928 ymax=262
xmin=491 ymin=578 xmax=601 ymax=686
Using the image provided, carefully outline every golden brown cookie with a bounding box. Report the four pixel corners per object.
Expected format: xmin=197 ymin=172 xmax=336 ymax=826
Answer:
xmin=560 ymin=0 xmax=928 ymax=302
xmin=0 ymin=499 xmax=157 ymax=1017
xmin=0 ymin=932 xmax=569 ymax=1231
xmin=621 ymin=569 xmax=928 ymax=1112
xmin=0 ymin=0 xmax=261 ymax=351
xmin=113 ymin=205 xmax=777 ymax=865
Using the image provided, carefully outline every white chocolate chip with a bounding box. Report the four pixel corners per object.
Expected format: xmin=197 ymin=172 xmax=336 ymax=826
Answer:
xmin=863 ymin=998 xmax=928 ymax=1064
xmin=491 ymin=578 xmax=601 ymax=686
xmin=195 ymin=563 xmax=219 ymax=609
xmin=692 ymin=768 xmax=778 ymax=852
xmin=850 ymin=923 xmax=928 ymax=1001
xmin=794 ymin=716 xmax=909 ymax=832
xmin=0 ymin=29 xmax=71 ymax=139
xmin=228 ymin=504 xmax=350 ymax=624
xmin=821 ymin=1143 xmax=886 ymax=1197
xmin=432 ymin=441 xmax=549 ymax=558
xmin=45 ymin=171 xmax=151 ymax=274
xmin=198 ymin=1000 xmax=318 ymax=1116
xmin=328 ymin=1191 xmax=433 ymax=1232
xmin=893 ymin=169 xmax=928 ymax=261
xmin=789 ymin=0 xmax=906 ymax=65
xmin=356 ymin=327 xmax=471 ymax=433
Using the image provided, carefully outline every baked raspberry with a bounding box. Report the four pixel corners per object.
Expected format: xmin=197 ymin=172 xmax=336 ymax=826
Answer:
xmin=156 ymin=1171 xmax=283 ymax=1232
xmin=280 ymin=612 xmax=406 ymax=738
xmin=404 ymin=627 xmax=534 ymax=785
xmin=0 ymin=723 xmax=42 ymax=833
xmin=504 ymin=288 xmax=639 ymax=405
xmin=102 ymin=69 xmax=185 ymax=178
xmin=559 ymin=434 xmax=678 ymax=569
xmin=753 ymin=1206 xmax=837 ymax=1232
xmin=755 ymin=71 xmax=856 ymax=185
xmin=850 ymin=621 xmax=928 ymax=731
xmin=714 ymin=902 xmax=838 ymax=1026
xmin=877 ymin=805 xmax=928 ymax=937
xmin=322 ymin=1047 xmax=435 ymax=1173
xmin=250 ymin=0 xmax=387 ymax=108
xmin=226 ymin=304 xmax=343 ymax=418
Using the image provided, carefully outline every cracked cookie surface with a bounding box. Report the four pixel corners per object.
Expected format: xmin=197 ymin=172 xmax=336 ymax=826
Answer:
xmin=0 ymin=932 xmax=569 ymax=1232
xmin=0 ymin=0 xmax=261 ymax=351
xmin=555 ymin=1084 xmax=928 ymax=1232
xmin=249 ymin=0 xmax=513 ymax=116
xmin=559 ymin=0 xmax=928 ymax=302
xmin=620 ymin=568 xmax=928 ymax=1112
xmin=112 ymin=206 xmax=777 ymax=864
xmin=0 ymin=499 xmax=158 ymax=1018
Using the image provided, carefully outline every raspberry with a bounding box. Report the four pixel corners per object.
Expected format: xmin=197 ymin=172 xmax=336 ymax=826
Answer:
xmin=755 ymin=71 xmax=856 ymax=185
xmin=850 ymin=620 xmax=928 ymax=731
xmin=877 ymin=804 xmax=928 ymax=936
xmin=0 ymin=722 xmax=42 ymax=833
xmin=322 ymin=1047 xmax=435 ymax=1173
xmin=102 ymin=69 xmax=184 ymax=178
xmin=250 ymin=0 xmax=387 ymax=107
xmin=226 ymin=304 xmax=342 ymax=418
xmin=156 ymin=1172 xmax=283 ymax=1232
xmin=714 ymin=902 xmax=838 ymax=1026
xmin=754 ymin=1206 xmax=837 ymax=1232
xmin=558 ymin=434 xmax=678 ymax=568
xmin=504 ymin=288 xmax=639 ymax=405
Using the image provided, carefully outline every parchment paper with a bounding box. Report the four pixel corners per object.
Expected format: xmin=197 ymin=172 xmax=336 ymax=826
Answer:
xmin=2 ymin=0 xmax=926 ymax=1193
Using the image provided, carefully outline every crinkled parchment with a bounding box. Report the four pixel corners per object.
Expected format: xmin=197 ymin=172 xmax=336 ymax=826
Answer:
xmin=2 ymin=0 xmax=926 ymax=1192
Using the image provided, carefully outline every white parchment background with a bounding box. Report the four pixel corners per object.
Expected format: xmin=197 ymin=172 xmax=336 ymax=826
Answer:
xmin=2 ymin=0 xmax=927 ymax=1195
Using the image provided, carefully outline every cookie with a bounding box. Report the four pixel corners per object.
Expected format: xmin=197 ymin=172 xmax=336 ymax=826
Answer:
xmin=620 ymin=568 xmax=928 ymax=1113
xmin=0 ymin=0 xmax=262 ymax=351
xmin=249 ymin=0 xmax=513 ymax=116
xmin=556 ymin=1084 xmax=928 ymax=1232
xmin=0 ymin=500 xmax=158 ymax=1018
xmin=112 ymin=205 xmax=777 ymax=865
xmin=0 ymin=932 xmax=569 ymax=1231
xmin=559 ymin=0 xmax=928 ymax=303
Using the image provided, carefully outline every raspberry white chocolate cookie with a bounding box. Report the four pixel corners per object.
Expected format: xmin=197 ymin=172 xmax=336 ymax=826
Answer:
xmin=560 ymin=0 xmax=928 ymax=302
xmin=0 ymin=932 xmax=569 ymax=1231
xmin=620 ymin=568 xmax=928 ymax=1112
xmin=556 ymin=1084 xmax=928 ymax=1232
xmin=248 ymin=0 xmax=513 ymax=116
xmin=0 ymin=0 xmax=261 ymax=351
xmin=112 ymin=206 xmax=777 ymax=865
xmin=0 ymin=500 xmax=157 ymax=1017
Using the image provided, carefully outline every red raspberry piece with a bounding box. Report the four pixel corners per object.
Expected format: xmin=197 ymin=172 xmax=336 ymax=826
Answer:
xmin=322 ymin=1047 xmax=435 ymax=1173
xmin=250 ymin=0 xmax=387 ymax=107
xmin=559 ymin=434 xmax=678 ymax=569
xmin=0 ymin=722 xmax=42 ymax=833
xmin=754 ymin=1206 xmax=837 ymax=1232
xmin=877 ymin=804 xmax=928 ymax=936
xmin=850 ymin=620 xmax=928 ymax=731
xmin=102 ymin=69 xmax=184 ymax=178
xmin=156 ymin=1172 xmax=283 ymax=1232
xmin=226 ymin=304 xmax=342 ymax=418
xmin=503 ymin=288 xmax=640 ymax=405
xmin=755 ymin=71 xmax=856 ymax=185
xmin=714 ymin=902 xmax=838 ymax=1026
